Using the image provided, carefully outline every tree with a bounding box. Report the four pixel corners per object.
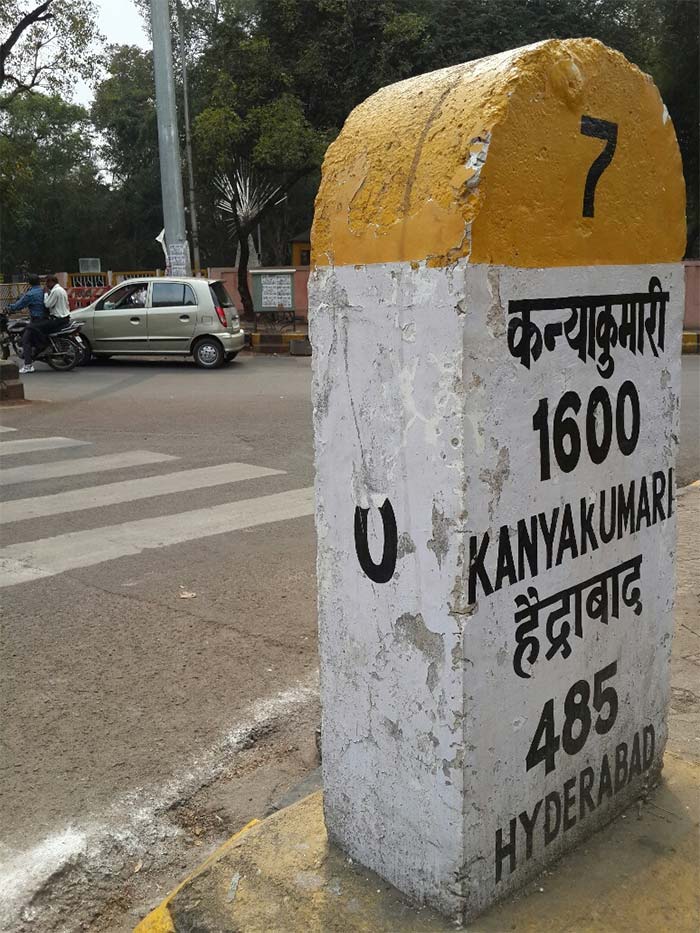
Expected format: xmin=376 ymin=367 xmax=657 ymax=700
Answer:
xmin=91 ymin=45 xmax=164 ymax=269
xmin=0 ymin=92 xmax=113 ymax=272
xmin=0 ymin=0 xmax=101 ymax=108
xmin=191 ymin=35 xmax=327 ymax=309
xmin=214 ymin=160 xmax=284 ymax=316
xmin=189 ymin=0 xmax=431 ymax=310
xmin=194 ymin=88 xmax=323 ymax=311
xmin=632 ymin=0 xmax=698 ymax=255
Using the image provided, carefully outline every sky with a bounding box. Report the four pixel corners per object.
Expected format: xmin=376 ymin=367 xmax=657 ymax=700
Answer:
xmin=97 ymin=0 xmax=148 ymax=49
xmin=74 ymin=0 xmax=149 ymax=105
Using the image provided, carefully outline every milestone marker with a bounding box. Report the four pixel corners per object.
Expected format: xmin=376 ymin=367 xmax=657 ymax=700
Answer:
xmin=310 ymin=38 xmax=685 ymax=922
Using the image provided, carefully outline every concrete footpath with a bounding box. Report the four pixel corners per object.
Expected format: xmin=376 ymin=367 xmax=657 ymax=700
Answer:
xmin=136 ymin=485 xmax=700 ymax=933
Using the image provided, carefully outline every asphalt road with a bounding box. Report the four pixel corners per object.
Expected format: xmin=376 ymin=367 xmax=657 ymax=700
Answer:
xmin=0 ymin=354 xmax=320 ymax=932
xmin=0 ymin=352 xmax=698 ymax=932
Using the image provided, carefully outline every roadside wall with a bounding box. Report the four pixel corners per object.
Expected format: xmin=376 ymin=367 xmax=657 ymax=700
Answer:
xmin=207 ymin=267 xmax=310 ymax=320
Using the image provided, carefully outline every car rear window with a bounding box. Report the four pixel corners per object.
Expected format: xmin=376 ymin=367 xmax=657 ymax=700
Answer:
xmin=152 ymin=283 xmax=196 ymax=307
xmin=210 ymin=282 xmax=235 ymax=308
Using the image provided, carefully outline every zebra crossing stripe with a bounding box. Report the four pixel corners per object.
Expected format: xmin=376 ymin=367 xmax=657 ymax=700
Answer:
xmin=0 ymin=487 xmax=314 ymax=587
xmin=0 ymin=437 xmax=90 ymax=457
xmin=0 ymin=451 xmax=178 ymax=486
xmin=0 ymin=426 xmax=17 ymax=433
xmin=1 ymin=462 xmax=285 ymax=523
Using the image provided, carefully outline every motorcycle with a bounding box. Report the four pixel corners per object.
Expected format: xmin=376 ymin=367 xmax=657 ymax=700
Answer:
xmin=0 ymin=312 xmax=85 ymax=371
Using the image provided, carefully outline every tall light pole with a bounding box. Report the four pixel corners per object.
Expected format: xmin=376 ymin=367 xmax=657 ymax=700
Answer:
xmin=177 ymin=0 xmax=201 ymax=274
xmin=150 ymin=0 xmax=191 ymax=276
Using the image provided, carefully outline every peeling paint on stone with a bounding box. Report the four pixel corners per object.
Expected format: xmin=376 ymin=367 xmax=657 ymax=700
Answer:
xmin=449 ymin=572 xmax=476 ymax=623
xmin=486 ymin=266 xmax=506 ymax=338
xmin=394 ymin=612 xmax=444 ymax=664
xmin=401 ymin=321 xmax=416 ymax=343
xmin=479 ymin=446 xmax=511 ymax=521
xmin=396 ymin=533 xmax=416 ymax=559
xmin=427 ymin=503 xmax=451 ymax=569
xmin=313 ymin=256 xmax=684 ymax=924
xmin=394 ymin=611 xmax=445 ymax=696
xmin=442 ymin=748 xmax=465 ymax=778
xmin=383 ymin=718 xmax=403 ymax=740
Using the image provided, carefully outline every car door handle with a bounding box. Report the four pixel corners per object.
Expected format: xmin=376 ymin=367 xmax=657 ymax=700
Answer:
xmin=179 ymin=314 xmax=190 ymax=322
xmin=130 ymin=317 xmax=141 ymax=324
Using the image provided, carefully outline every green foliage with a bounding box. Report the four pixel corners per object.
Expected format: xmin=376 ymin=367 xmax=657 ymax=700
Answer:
xmin=0 ymin=42 xmax=166 ymax=275
xmin=0 ymin=92 xmax=113 ymax=272
xmin=637 ymin=0 xmax=698 ymax=254
xmin=193 ymin=105 xmax=243 ymax=171
xmin=192 ymin=75 xmax=243 ymax=173
xmin=190 ymin=0 xmax=439 ymax=263
xmin=92 ymin=45 xmax=159 ymax=182
xmin=90 ymin=45 xmax=164 ymax=269
xmin=248 ymin=94 xmax=325 ymax=172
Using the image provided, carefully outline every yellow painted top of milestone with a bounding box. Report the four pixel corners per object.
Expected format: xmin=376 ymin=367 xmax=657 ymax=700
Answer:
xmin=311 ymin=39 xmax=686 ymax=268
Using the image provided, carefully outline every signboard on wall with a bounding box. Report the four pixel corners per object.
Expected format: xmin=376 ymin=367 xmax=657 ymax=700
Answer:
xmin=260 ymin=273 xmax=293 ymax=309
xmin=251 ymin=269 xmax=296 ymax=311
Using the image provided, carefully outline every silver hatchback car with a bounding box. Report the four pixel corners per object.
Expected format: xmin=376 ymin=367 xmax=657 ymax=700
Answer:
xmin=72 ymin=277 xmax=245 ymax=369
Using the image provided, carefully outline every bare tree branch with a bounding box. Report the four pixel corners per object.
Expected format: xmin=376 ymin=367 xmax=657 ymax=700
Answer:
xmin=0 ymin=0 xmax=54 ymax=87
xmin=0 ymin=61 xmax=45 ymax=104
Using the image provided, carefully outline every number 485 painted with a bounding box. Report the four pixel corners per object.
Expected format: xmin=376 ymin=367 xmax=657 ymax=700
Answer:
xmin=526 ymin=662 xmax=618 ymax=775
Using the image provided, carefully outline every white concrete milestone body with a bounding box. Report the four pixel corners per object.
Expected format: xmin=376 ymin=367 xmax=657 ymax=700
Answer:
xmin=310 ymin=39 xmax=686 ymax=923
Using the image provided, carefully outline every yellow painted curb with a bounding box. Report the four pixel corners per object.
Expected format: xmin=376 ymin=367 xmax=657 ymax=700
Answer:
xmin=134 ymin=819 xmax=259 ymax=932
xmin=134 ymin=903 xmax=175 ymax=933
xmin=131 ymin=760 xmax=699 ymax=933
xmin=682 ymin=331 xmax=700 ymax=353
xmin=250 ymin=332 xmax=307 ymax=345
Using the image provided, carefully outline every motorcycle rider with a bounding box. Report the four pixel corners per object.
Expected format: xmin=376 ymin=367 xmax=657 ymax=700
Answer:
xmin=7 ymin=274 xmax=47 ymax=374
xmin=43 ymin=273 xmax=71 ymax=327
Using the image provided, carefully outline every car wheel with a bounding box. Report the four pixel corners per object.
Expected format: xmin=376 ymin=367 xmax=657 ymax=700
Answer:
xmin=78 ymin=337 xmax=92 ymax=365
xmin=194 ymin=337 xmax=224 ymax=369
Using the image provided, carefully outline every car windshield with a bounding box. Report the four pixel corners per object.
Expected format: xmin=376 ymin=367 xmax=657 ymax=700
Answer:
xmin=210 ymin=282 xmax=234 ymax=308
